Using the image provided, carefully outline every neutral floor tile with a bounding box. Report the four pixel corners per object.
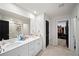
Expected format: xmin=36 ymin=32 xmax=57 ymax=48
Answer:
xmin=37 ymin=44 xmax=75 ymax=56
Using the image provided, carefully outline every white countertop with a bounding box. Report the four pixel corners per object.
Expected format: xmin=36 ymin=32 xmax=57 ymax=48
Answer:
xmin=0 ymin=36 xmax=40 ymax=54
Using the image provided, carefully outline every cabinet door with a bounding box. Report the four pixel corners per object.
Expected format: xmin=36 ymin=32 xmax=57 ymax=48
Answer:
xmin=35 ymin=39 xmax=42 ymax=55
xmin=28 ymin=38 xmax=42 ymax=56
xmin=0 ymin=44 xmax=28 ymax=56
xmin=28 ymin=41 xmax=36 ymax=56
xmin=16 ymin=44 xmax=28 ymax=56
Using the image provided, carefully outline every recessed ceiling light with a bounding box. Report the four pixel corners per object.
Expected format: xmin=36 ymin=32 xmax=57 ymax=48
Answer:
xmin=34 ymin=11 xmax=37 ymax=14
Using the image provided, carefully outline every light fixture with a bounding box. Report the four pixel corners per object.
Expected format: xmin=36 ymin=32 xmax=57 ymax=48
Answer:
xmin=34 ymin=11 xmax=37 ymax=14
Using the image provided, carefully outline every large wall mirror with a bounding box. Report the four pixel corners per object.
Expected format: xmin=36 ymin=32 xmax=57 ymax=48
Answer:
xmin=0 ymin=15 xmax=30 ymax=39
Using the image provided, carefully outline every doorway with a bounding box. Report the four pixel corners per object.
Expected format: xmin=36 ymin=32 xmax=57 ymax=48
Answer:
xmin=46 ymin=20 xmax=49 ymax=48
xmin=57 ymin=20 xmax=69 ymax=48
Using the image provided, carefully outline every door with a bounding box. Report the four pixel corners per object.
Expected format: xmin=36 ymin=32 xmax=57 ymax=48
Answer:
xmin=46 ymin=20 xmax=49 ymax=47
xmin=66 ymin=21 xmax=69 ymax=48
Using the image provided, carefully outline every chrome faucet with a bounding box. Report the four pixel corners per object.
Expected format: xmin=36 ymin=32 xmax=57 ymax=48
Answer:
xmin=0 ymin=46 xmax=5 ymax=53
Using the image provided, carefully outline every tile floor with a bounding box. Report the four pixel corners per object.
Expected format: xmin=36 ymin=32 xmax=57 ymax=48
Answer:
xmin=37 ymin=44 xmax=75 ymax=56
xmin=58 ymin=39 xmax=67 ymax=47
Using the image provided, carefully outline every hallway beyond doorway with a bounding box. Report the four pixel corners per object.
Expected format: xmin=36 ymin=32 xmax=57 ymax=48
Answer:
xmin=57 ymin=20 xmax=69 ymax=48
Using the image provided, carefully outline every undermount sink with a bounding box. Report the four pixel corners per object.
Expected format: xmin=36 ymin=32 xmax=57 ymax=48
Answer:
xmin=0 ymin=38 xmax=17 ymax=53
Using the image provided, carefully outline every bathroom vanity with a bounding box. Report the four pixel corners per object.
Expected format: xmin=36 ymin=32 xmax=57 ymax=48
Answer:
xmin=0 ymin=36 xmax=42 ymax=56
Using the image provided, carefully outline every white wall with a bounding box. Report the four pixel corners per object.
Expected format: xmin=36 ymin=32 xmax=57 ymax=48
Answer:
xmin=30 ymin=14 xmax=46 ymax=49
xmin=49 ymin=19 xmax=53 ymax=44
xmin=49 ymin=18 xmax=57 ymax=45
xmin=69 ymin=17 xmax=76 ymax=51
xmin=71 ymin=4 xmax=79 ymax=55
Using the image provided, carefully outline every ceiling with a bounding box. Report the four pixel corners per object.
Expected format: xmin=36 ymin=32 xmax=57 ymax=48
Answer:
xmin=15 ymin=3 xmax=76 ymax=17
xmin=0 ymin=8 xmax=30 ymax=24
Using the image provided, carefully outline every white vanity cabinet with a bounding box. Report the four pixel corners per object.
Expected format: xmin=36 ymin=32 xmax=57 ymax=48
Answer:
xmin=0 ymin=44 xmax=28 ymax=56
xmin=16 ymin=44 xmax=28 ymax=56
xmin=0 ymin=37 xmax=42 ymax=56
xmin=28 ymin=38 xmax=42 ymax=56
xmin=28 ymin=40 xmax=36 ymax=56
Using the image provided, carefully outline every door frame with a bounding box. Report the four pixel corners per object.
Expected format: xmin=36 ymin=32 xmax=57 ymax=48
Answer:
xmin=56 ymin=19 xmax=70 ymax=48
